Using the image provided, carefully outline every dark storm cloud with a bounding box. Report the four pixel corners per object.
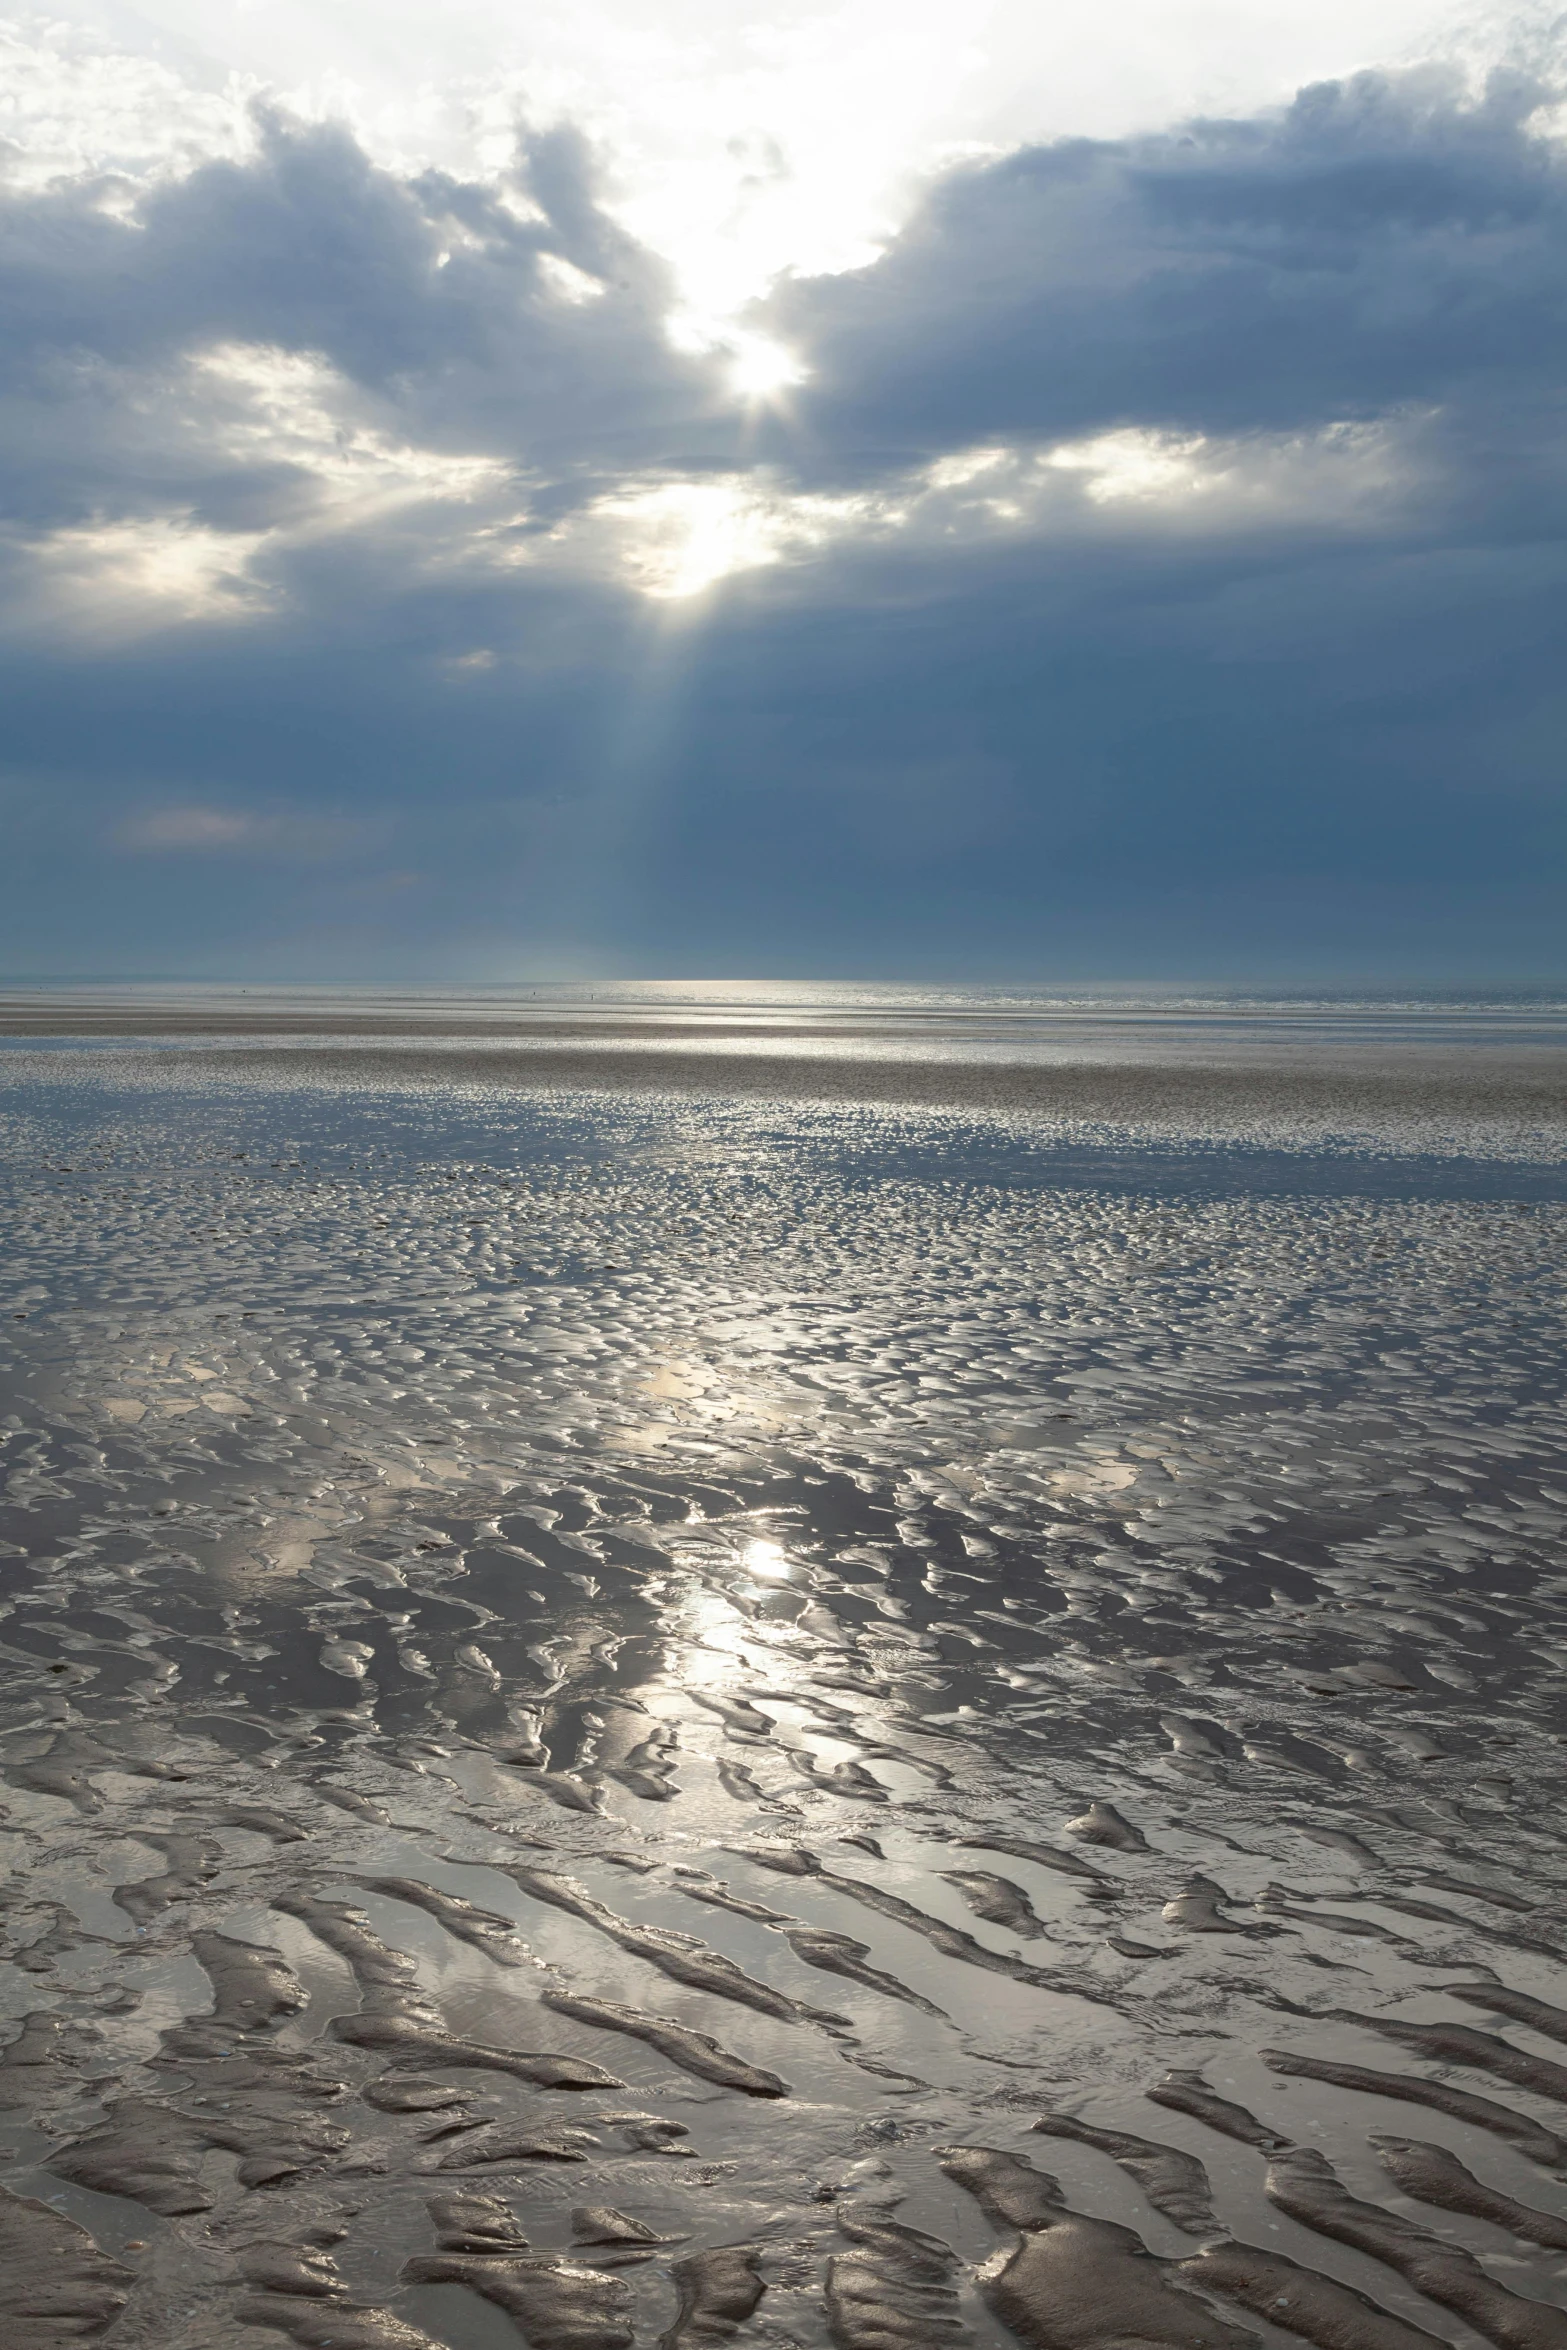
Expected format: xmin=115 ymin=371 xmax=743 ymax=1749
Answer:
xmin=0 ymin=64 xmax=1564 ymax=977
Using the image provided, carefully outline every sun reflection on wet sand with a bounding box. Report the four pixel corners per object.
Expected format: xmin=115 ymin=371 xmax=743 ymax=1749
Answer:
xmin=0 ymin=1045 xmax=1565 ymax=2343
xmin=740 ymin=1537 xmax=793 ymax=1580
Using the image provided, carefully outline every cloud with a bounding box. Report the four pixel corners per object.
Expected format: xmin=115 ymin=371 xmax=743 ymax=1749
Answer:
xmin=113 ymin=804 xmax=381 ymax=859
xmin=0 ymin=60 xmax=1562 ymax=975
xmin=768 ymin=65 xmax=1567 ymax=475
xmin=0 ymin=110 xmax=720 ymax=558
xmin=0 ymin=64 xmax=1559 ymax=635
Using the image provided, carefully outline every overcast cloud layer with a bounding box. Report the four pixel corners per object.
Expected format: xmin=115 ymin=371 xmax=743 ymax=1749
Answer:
xmin=1 ymin=21 xmax=1565 ymax=979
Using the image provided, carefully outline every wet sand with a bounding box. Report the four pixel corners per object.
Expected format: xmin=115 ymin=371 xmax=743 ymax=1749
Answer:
xmin=168 ymin=1039 xmax=1567 ymax=1141
xmin=1 ymin=1003 xmax=1566 ymax=2350
xmin=3 ymin=988 xmax=1565 ymax=1146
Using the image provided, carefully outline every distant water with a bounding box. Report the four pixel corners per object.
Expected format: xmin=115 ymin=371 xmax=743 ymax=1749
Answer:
xmin=1 ymin=992 xmax=1566 ymax=2350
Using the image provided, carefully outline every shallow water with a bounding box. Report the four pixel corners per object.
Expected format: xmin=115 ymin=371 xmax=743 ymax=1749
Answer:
xmin=3 ymin=1015 xmax=1567 ymax=2350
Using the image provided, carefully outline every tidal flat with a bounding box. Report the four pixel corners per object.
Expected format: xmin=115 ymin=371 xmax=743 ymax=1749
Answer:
xmin=1 ymin=990 xmax=1566 ymax=2350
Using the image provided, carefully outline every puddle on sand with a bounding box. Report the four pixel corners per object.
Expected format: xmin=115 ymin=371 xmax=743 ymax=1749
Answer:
xmin=1 ymin=1057 xmax=1567 ymax=2350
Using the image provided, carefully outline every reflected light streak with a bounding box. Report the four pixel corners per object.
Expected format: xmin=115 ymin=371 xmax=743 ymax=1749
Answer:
xmin=677 ymin=1588 xmax=751 ymax=1669
xmin=741 ymin=1537 xmax=793 ymax=1579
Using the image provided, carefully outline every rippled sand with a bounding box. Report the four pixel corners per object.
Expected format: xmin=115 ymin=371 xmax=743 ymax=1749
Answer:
xmin=2 ymin=1012 xmax=1567 ymax=2350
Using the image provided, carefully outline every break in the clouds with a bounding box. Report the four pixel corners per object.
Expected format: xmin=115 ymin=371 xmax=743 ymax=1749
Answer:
xmin=0 ymin=11 xmax=1564 ymax=979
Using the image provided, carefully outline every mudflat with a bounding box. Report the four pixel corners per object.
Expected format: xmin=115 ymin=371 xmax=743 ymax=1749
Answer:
xmin=1 ymin=990 xmax=1565 ymax=2350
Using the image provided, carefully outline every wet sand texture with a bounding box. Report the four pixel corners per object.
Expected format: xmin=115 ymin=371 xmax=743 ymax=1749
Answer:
xmin=0 ymin=1020 xmax=1565 ymax=2346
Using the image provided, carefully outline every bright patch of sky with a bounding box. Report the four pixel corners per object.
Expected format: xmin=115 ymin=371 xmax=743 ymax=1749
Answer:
xmin=5 ymin=0 xmax=1537 ymax=335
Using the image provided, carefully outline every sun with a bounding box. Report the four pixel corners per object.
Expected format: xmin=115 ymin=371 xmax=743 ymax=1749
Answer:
xmin=725 ymin=334 xmax=808 ymax=404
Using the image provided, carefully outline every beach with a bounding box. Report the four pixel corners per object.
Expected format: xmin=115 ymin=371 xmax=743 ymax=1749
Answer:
xmin=1 ymin=989 xmax=1566 ymax=2350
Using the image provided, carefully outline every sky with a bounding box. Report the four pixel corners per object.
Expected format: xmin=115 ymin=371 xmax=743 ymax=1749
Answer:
xmin=0 ymin=0 xmax=1564 ymax=982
